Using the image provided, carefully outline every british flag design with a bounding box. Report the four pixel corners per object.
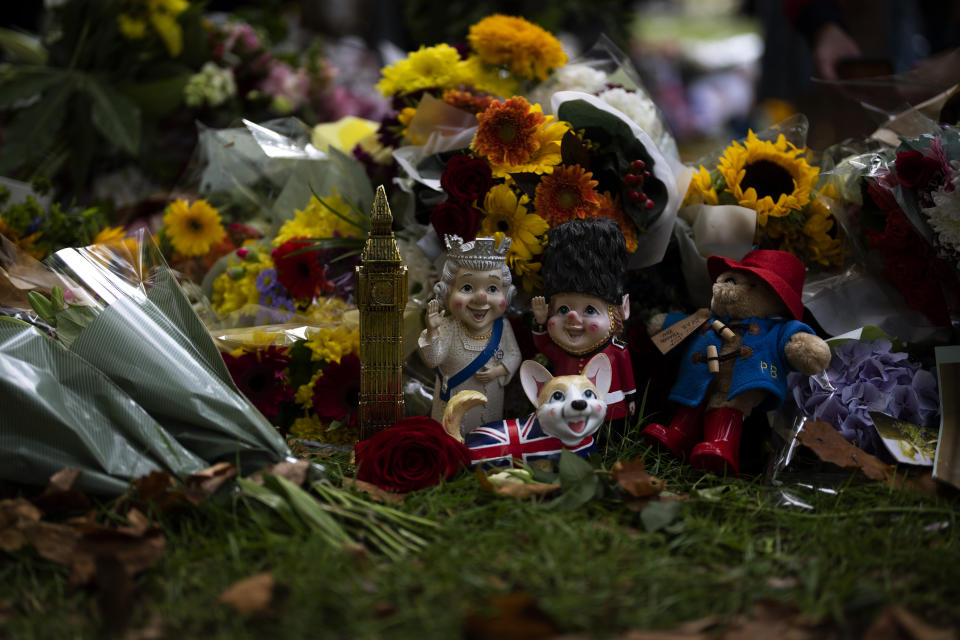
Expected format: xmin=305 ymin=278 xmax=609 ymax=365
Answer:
xmin=464 ymin=413 xmax=596 ymax=468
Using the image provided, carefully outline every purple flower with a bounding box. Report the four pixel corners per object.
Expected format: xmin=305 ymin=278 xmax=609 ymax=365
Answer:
xmin=787 ymin=338 xmax=939 ymax=455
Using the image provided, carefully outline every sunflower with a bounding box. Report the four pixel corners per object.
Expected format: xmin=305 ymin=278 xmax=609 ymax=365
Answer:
xmin=471 ymin=98 xmax=568 ymax=176
xmin=467 ymin=14 xmax=567 ymax=82
xmin=801 ymin=184 xmax=845 ymax=267
xmin=479 ymin=184 xmax=548 ymax=261
xmin=534 ymin=164 xmax=601 ymax=226
xmin=684 ymin=165 xmax=719 ymax=206
xmin=717 ymin=131 xmax=819 ymax=227
xmin=162 ymin=198 xmax=226 ymax=257
xmin=222 ymin=345 xmax=294 ymax=421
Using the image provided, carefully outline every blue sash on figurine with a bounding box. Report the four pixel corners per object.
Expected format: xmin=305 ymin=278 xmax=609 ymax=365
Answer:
xmin=435 ymin=317 xmax=504 ymax=402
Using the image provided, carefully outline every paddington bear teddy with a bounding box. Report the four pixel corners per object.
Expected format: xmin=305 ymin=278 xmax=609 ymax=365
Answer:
xmin=641 ymin=249 xmax=831 ymax=476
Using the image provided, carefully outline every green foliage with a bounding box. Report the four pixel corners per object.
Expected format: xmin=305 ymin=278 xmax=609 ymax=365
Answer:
xmin=0 ymin=183 xmax=110 ymax=259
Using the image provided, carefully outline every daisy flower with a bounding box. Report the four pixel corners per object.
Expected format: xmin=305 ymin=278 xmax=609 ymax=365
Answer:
xmin=271 ymin=238 xmax=332 ymax=301
xmin=479 ymin=184 xmax=548 ymax=262
xmin=533 ymin=164 xmax=601 ymax=226
xmin=162 ymin=198 xmax=226 ymax=257
xmin=471 ymin=97 xmax=567 ymax=176
xmin=310 ymin=353 xmax=362 ymax=434
xmin=222 ymin=345 xmax=294 ymax=421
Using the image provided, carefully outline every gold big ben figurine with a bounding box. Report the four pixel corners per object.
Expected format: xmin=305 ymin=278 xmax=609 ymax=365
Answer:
xmin=356 ymin=185 xmax=408 ymax=440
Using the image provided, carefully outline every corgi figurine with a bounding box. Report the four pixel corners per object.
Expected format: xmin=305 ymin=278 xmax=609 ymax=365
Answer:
xmin=442 ymin=353 xmax=612 ymax=468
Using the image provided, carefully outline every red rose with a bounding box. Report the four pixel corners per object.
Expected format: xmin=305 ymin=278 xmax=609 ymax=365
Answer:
xmin=440 ymin=154 xmax=494 ymax=202
xmin=430 ymin=198 xmax=482 ymax=244
xmin=895 ymin=149 xmax=940 ymax=188
xmin=354 ymin=416 xmax=472 ymax=493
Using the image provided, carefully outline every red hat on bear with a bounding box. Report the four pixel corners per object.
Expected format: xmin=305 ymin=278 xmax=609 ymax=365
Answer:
xmin=706 ymin=250 xmax=806 ymax=321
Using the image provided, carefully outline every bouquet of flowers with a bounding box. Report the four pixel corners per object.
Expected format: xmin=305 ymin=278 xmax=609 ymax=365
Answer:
xmin=788 ymin=334 xmax=939 ymax=459
xmin=682 ymin=116 xmax=847 ymax=272
xmin=0 ymin=230 xmax=292 ymax=493
xmin=374 ymin=15 xmax=682 ymax=281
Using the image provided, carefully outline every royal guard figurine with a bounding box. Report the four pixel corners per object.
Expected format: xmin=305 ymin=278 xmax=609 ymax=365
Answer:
xmin=531 ymin=218 xmax=637 ymax=423
xmin=642 ymin=249 xmax=831 ymax=476
xmin=418 ymin=235 xmax=522 ymax=435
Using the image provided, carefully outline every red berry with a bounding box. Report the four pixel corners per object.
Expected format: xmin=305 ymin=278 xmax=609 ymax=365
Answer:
xmin=631 ymin=159 xmax=646 ymax=171
xmin=628 ymin=190 xmax=643 ymax=202
xmin=643 ymin=170 xmax=651 ymax=178
xmin=644 ymin=199 xmax=655 ymax=210
xmin=624 ymin=173 xmax=640 ymax=186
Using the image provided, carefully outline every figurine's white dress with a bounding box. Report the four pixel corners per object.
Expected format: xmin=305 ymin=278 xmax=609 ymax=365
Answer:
xmin=418 ymin=316 xmax=521 ymax=436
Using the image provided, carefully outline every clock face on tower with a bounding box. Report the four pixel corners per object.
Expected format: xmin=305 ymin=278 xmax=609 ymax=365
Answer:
xmin=370 ymin=279 xmax=394 ymax=305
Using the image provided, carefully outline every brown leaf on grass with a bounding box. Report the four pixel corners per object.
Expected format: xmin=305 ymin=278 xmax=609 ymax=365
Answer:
xmin=612 ymin=459 xmax=665 ymax=498
xmin=721 ymin=599 xmax=827 ymax=640
xmin=31 ymin=468 xmax=92 ymax=513
xmin=863 ymin=605 xmax=956 ymax=640
xmin=887 ymin=470 xmax=939 ymax=495
xmin=184 ymin=462 xmax=237 ymax=504
xmin=129 ymin=471 xmax=186 ymax=512
xmin=261 ymin=459 xmax=311 ymax=486
xmin=342 ymin=477 xmax=406 ymax=504
xmin=475 ymin=468 xmax=561 ymax=499
xmin=463 ymin=593 xmax=560 ymax=640
xmin=797 ymin=420 xmax=895 ymax=482
xmin=122 ymin=614 xmax=166 ymax=640
xmin=0 ymin=498 xmax=43 ymax=551
xmin=218 ymin=572 xmax=275 ymax=615
xmin=620 ymin=614 xmax=718 ymax=639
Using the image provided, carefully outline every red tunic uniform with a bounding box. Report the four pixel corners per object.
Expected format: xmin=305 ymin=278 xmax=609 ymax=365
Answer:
xmin=532 ymin=331 xmax=636 ymax=420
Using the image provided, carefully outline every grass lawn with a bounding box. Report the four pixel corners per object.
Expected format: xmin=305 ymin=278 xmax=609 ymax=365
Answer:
xmin=2 ymin=429 xmax=958 ymax=640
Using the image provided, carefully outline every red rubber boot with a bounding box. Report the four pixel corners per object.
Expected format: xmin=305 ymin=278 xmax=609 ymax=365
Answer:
xmin=689 ymin=407 xmax=743 ymax=476
xmin=641 ymin=405 xmax=704 ymax=459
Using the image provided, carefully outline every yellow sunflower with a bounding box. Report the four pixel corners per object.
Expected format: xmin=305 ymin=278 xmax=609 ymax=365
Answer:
xmin=162 ymin=198 xmax=225 ymax=257
xmin=533 ymin=164 xmax=601 ymax=226
xmin=801 ymin=184 xmax=845 ymax=267
xmin=717 ymin=131 xmax=819 ymax=227
xmin=684 ymin=165 xmax=719 ymax=206
xmin=480 ymin=184 xmax=549 ymax=260
xmin=467 ymin=14 xmax=567 ymax=82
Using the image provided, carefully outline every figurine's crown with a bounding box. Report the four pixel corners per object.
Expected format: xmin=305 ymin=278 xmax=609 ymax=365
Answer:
xmin=444 ymin=235 xmax=510 ymax=264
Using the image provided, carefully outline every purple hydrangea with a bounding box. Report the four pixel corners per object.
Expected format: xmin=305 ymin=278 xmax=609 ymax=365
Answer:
xmin=787 ymin=339 xmax=939 ymax=454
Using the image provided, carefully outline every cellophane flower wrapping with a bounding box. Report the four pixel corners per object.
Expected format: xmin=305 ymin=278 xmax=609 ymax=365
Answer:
xmin=0 ymin=229 xmax=292 ymax=493
xmin=787 ymin=336 xmax=939 ymax=456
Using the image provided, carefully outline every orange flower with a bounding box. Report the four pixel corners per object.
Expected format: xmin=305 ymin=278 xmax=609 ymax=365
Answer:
xmin=595 ymin=192 xmax=639 ymax=253
xmin=533 ymin=164 xmax=601 ymax=226
xmin=442 ymin=89 xmax=494 ymax=115
xmin=472 ymin=97 xmax=545 ymax=166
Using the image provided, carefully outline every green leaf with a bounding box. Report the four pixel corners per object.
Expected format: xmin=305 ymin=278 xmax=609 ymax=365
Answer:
xmin=0 ymin=68 xmax=63 ymax=109
xmin=0 ymin=81 xmax=72 ymax=174
xmin=84 ymin=76 xmax=141 ymax=155
xmin=27 ymin=291 xmax=55 ymax=325
xmin=122 ymin=73 xmax=192 ymax=118
xmin=50 ymin=286 xmax=65 ymax=310
xmin=546 ymin=473 xmax=600 ymax=512
xmin=557 ymin=449 xmax=594 ymax=486
xmin=640 ymin=500 xmax=681 ymax=533
xmin=54 ymin=304 xmax=97 ymax=349
xmin=0 ymin=316 xmax=31 ymax=328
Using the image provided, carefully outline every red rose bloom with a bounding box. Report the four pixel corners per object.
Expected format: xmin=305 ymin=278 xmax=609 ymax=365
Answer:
xmin=271 ymin=238 xmax=332 ymax=300
xmin=895 ymin=149 xmax=940 ymax=188
xmin=354 ymin=416 xmax=472 ymax=493
xmin=440 ymin=154 xmax=494 ymax=201
xmin=430 ymin=198 xmax=482 ymax=244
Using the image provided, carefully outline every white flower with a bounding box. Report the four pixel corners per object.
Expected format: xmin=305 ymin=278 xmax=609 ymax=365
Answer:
xmin=547 ymin=63 xmax=608 ymax=93
xmin=597 ymin=87 xmax=662 ymax=138
xmin=184 ymin=62 xmax=237 ymax=108
xmin=922 ymin=163 xmax=960 ymax=255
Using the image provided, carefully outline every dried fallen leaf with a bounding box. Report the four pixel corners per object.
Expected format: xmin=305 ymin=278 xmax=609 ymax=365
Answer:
xmin=342 ymin=477 xmax=406 ymax=504
xmin=122 ymin=614 xmax=165 ymax=640
xmin=797 ymin=420 xmax=895 ymax=482
xmin=863 ymin=604 xmax=956 ymax=640
xmin=31 ymin=468 xmax=92 ymax=513
xmin=463 ymin=593 xmax=560 ymax=640
xmin=261 ymin=459 xmax=311 ymax=486
xmin=184 ymin=462 xmax=237 ymax=504
xmin=0 ymin=498 xmax=42 ymax=551
xmin=218 ymin=572 xmax=275 ymax=616
xmin=721 ymin=599 xmax=826 ymax=640
xmin=612 ymin=459 xmax=665 ymax=498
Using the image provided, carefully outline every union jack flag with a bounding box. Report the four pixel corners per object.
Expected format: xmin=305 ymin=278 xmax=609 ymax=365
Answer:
xmin=464 ymin=413 xmax=595 ymax=468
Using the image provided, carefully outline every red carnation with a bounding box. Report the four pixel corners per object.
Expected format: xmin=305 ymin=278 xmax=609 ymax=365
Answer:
xmin=222 ymin=345 xmax=293 ymax=420
xmin=271 ymin=238 xmax=332 ymax=300
xmin=440 ymin=154 xmax=494 ymax=202
xmin=354 ymin=416 xmax=472 ymax=493
xmin=311 ymin=353 xmax=362 ymax=430
xmin=895 ymin=149 xmax=941 ymax=189
xmin=430 ymin=198 xmax=482 ymax=244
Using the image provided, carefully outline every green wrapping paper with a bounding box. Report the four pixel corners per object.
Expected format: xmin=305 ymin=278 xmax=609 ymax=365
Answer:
xmin=0 ymin=322 xmax=207 ymax=495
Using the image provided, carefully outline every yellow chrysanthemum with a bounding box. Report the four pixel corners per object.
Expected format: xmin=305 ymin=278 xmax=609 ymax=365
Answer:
xmin=717 ymin=131 xmax=819 ymax=227
xmin=289 ymin=413 xmax=357 ymax=446
xmin=376 ymin=44 xmax=465 ymax=96
xmin=456 ymin=55 xmax=519 ymax=98
xmin=684 ymin=165 xmax=719 ymax=206
xmin=304 ymin=325 xmax=360 ymax=364
xmin=162 ymin=198 xmax=226 ymax=257
xmin=211 ymin=251 xmax=274 ymax=315
xmin=273 ymin=190 xmax=362 ymax=247
xmin=118 ymin=0 xmax=188 ymax=56
xmin=468 ymin=14 xmax=567 ymax=82
xmin=305 ymin=296 xmax=352 ymax=325
xmin=479 ymin=184 xmax=548 ymax=262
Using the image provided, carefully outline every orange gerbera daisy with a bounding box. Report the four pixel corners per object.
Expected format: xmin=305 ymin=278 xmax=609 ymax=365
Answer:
xmin=595 ymin=192 xmax=639 ymax=253
xmin=472 ymin=97 xmax=545 ymax=166
xmin=442 ymin=89 xmax=495 ymax=115
xmin=533 ymin=164 xmax=601 ymax=226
